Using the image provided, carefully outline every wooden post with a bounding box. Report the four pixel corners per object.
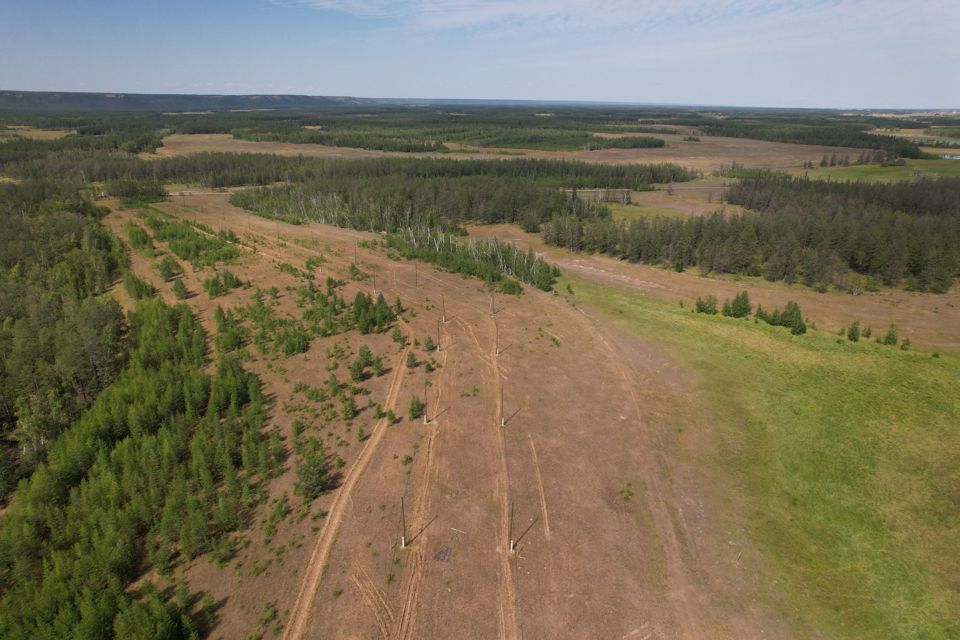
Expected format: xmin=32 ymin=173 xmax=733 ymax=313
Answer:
xmin=401 ymin=497 xmax=407 ymax=549
xmin=508 ymin=502 xmax=515 ymax=553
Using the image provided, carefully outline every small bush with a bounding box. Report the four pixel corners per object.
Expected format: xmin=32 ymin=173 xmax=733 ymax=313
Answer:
xmin=694 ymin=295 xmax=718 ymax=315
xmin=172 ymin=278 xmax=189 ymax=299
xmin=847 ymin=321 xmax=860 ymax=342
xmin=122 ymin=270 xmax=155 ymax=300
xmin=409 ymin=395 xmax=424 ymax=420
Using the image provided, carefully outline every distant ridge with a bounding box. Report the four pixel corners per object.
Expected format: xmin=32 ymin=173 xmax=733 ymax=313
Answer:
xmin=0 ymin=90 xmax=377 ymax=112
xmin=0 ymin=90 xmax=652 ymax=112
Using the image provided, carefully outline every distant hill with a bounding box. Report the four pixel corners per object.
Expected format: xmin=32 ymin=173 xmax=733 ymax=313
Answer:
xmin=0 ymin=90 xmax=629 ymax=112
xmin=0 ymin=90 xmax=379 ymax=112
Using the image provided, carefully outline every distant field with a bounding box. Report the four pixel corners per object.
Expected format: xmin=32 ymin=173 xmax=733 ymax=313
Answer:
xmin=792 ymin=158 xmax=960 ymax=182
xmin=0 ymin=126 xmax=70 ymax=140
xmin=147 ymin=132 xmax=872 ymax=173
xmin=566 ymin=274 xmax=960 ymax=639
xmin=606 ymin=201 xmax=690 ymax=220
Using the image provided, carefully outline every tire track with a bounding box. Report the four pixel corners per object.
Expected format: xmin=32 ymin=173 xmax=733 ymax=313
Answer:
xmin=352 ymin=573 xmax=390 ymax=639
xmin=490 ymin=317 xmax=520 ymax=640
xmin=281 ymin=322 xmax=414 ymax=640
xmin=528 ymin=435 xmax=552 ymax=542
xmin=395 ymin=318 xmax=451 ymax=640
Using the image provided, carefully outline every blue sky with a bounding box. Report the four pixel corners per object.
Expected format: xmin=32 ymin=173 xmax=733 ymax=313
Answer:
xmin=1 ymin=0 xmax=958 ymax=108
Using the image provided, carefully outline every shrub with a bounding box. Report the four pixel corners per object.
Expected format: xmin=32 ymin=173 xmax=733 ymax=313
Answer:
xmin=296 ymin=440 xmax=332 ymax=501
xmin=847 ymin=321 xmax=860 ymax=342
xmin=883 ymin=325 xmax=898 ymax=346
xmin=756 ymin=301 xmax=806 ymax=335
xmin=694 ymin=295 xmax=718 ymax=315
xmin=723 ymin=290 xmax=752 ymax=318
xmin=157 ymin=255 xmax=182 ymax=281
xmin=172 ymin=278 xmax=189 ymax=300
xmin=122 ymin=270 xmax=155 ymax=300
xmin=409 ymin=395 xmax=424 ymax=420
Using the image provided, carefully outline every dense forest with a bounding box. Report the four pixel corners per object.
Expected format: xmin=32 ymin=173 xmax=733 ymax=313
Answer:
xmin=229 ymin=174 xmax=609 ymax=233
xmin=0 ymin=174 xmax=284 ymax=637
xmin=0 ymin=180 xmax=126 ymax=495
xmin=543 ymin=176 xmax=960 ymax=292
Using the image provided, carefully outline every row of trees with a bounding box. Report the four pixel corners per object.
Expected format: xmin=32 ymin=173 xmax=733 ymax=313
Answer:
xmin=229 ymin=174 xmax=610 ymax=233
xmin=4 ymin=148 xmax=697 ymax=191
xmin=386 ymin=226 xmax=558 ymax=291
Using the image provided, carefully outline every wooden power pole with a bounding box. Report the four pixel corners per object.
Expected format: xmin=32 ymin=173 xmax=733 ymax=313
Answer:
xmin=400 ymin=497 xmax=407 ymax=549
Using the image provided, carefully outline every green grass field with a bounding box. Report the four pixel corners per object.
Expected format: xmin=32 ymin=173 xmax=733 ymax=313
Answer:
xmin=793 ymin=158 xmax=960 ymax=182
xmin=606 ymin=201 xmax=690 ymax=220
xmin=565 ymin=274 xmax=960 ymax=639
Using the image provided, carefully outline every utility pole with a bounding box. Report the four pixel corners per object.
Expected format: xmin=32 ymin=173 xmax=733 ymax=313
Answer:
xmin=508 ymin=502 xmax=516 ymax=553
xmin=436 ymin=317 xmax=441 ymax=352
xmin=441 ymin=294 xmax=446 ymax=323
xmin=415 ymin=262 xmax=419 ymax=287
xmin=400 ymin=497 xmax=407 ymax=549
xmin=373 ymin=274 xmax=377 ymax=296
xmin=490 ymin=293 xmax=495 ymax=316
xmin=495 ymin=320 xmax=500 ymax=356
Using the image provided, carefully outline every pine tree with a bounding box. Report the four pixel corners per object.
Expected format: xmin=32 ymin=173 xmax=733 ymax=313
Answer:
xmin=847 ymin=321 xmax=860 ymax=342
xmin=409 ymin=395 xmax=424 ymax=420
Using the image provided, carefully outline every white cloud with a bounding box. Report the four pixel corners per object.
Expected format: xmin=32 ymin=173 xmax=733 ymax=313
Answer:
xmin=277 ymin=0 xmax=929 ymax=32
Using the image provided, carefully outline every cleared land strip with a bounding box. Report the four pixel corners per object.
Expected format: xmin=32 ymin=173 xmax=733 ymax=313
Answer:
xmin=281 ymin=321 xmax=414 ymax=640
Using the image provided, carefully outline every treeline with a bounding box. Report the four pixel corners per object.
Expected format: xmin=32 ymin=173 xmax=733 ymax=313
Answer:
xmin=542 ymin=176 xmax=960 ymax=292
xmin=697 ymin=120 xmax=925 ymax=158
xmin=229 ymin=175 xmax=610 ymax=233
xmin=3 ymin=147 xmax=697 ymax=190
xmin=0 ymin=179 xmax=126 ymax=496
xmin=387 ymin=227 xmax=558 ymax=291
xmin=233 ymin=127 xmax=447 ymax=153
xmin=584 ymin=135 xmax=665 ymax=150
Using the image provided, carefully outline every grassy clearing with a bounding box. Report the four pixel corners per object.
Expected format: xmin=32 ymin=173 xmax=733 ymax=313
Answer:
xmin=564 ymin=274 xmax=960 ymax=639
xmin=606 ymin=202 xmax=690 ymax=221
xmin=793 ymin=158 xmax=960 ymax=182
